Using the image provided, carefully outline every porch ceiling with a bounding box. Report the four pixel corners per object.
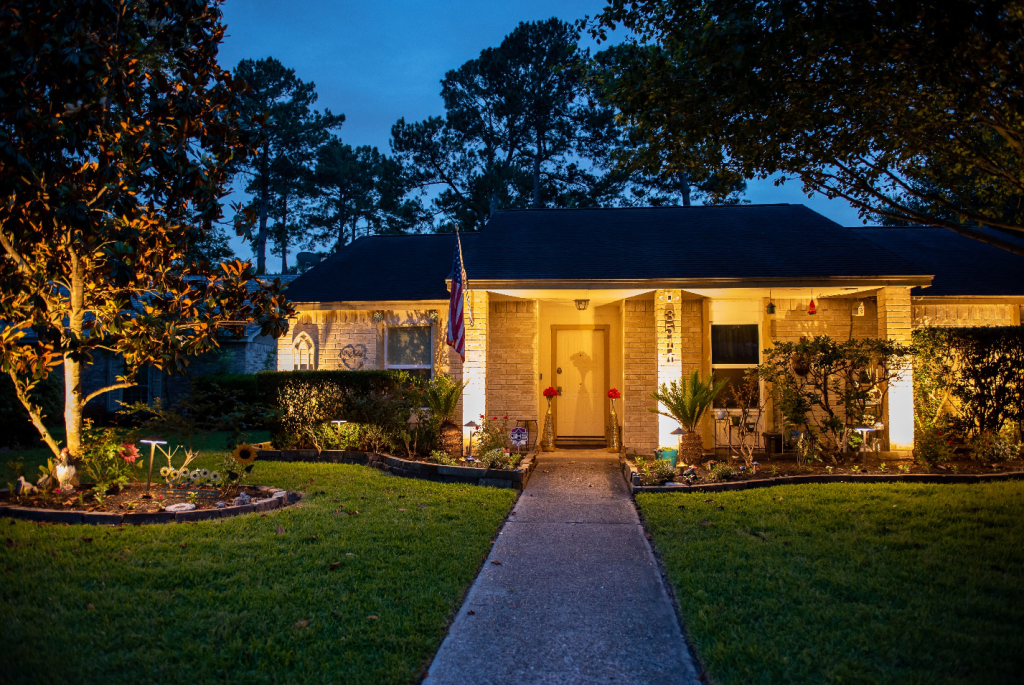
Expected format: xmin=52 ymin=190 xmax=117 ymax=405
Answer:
xmin=682 ymin=285 xmax=881 ymax=299
xmin=488 ymin=288 xmax=654 ymax=306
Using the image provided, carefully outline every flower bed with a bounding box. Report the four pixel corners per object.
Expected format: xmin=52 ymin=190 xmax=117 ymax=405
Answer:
xmin=0 ymin=483 xmax=301 ymax=525
xmin=620 ymin=453 xmax=1024 ymax=493
xmin=256 ymin=449 xmax=537 ymax=490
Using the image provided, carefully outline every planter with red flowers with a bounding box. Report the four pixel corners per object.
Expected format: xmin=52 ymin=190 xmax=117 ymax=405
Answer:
xmin=607 ymin=388 xmax=622 ymax=452
xmin=541 ymin=386 xmax=559 ymax=452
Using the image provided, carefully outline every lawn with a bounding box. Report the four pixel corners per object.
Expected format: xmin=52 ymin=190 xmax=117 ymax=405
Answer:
xmin=638 ymin=482 xmax=1024 ymax=685
xmin=1 ymin=452 xmax=516 ymax=684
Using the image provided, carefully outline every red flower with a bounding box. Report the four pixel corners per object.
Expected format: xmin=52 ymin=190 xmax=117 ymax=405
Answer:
xmin=543 ymin=386 xmax=558 ymax=398
xmin=503 ymin=415 xmax=508 ymax=419
xmin=607 ymin=388 xmax=621 ymax=399
xmin=118 ymin=443 xmax=140 ymax=464
xmin=492 ymin=416 xmax=498 ymax=420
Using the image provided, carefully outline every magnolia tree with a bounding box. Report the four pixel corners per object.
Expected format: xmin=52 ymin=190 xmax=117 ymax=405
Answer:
xmin=0 ymin=0 xmax=292 ymax=464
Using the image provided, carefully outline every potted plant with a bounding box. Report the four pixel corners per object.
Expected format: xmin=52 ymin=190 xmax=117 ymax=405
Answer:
xmin=650 ymin=371 xmax=729 ymax=464
xmin=541 ymin=386 xmax=558 ymax=451
xmin=424 ymin=374 xmax=468 ymax=461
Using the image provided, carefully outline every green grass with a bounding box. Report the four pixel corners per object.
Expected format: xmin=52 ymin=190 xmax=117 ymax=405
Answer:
xmin=1 ymin=456 xmax=516 ymax=684
xmin=638 ymin=483 xmax=1024 ymax=685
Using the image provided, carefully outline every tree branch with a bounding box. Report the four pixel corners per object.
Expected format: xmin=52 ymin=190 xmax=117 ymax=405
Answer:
xmin=8 ymin=370 xmax=62 ymax=460
xmin=83 ymin=381 xmax=135 ymax=407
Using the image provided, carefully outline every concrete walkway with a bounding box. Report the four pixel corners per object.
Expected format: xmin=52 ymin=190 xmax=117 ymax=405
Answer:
xmin=425 ymin=451 xmax=700 ymax=684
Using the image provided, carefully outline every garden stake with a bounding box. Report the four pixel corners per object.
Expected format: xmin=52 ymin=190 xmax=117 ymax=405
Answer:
xmin=140 ymin=438 xmax=167 ymax=498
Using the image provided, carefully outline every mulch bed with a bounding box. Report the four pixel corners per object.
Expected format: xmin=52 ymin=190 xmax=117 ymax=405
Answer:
xmin=2 ymin=482 xmax=268 ymax=514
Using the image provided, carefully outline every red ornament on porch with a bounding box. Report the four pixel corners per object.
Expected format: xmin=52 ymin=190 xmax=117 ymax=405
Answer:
xmin=807 ymin=298 xmax=817 ymax=315
xmin=543 ymin=386 xmax=558 ymax=398
xmin=607 ymin=388 xmax=621 ymax=399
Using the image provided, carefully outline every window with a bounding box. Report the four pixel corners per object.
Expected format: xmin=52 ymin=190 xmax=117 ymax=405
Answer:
xmin=386 ymin=325 xmax=432 ymax=379
xmin=711 ymin=324 xmax=759 ymax=407
xmin=293 ymin=332 xmax=315 ymax=370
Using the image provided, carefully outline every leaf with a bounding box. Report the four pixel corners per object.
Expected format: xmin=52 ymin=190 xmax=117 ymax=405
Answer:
xmin=293 ymin=620 xmax=309 ymax=629
xmin=329 ymin=562 xmax=341 ymax=571
xmin=275 ymin=525 xmax=285 ymax=535
xmin=490 ymin=560 xmax=503 ymax=565
xmin=366 ymin=615 xmax=378 ymax=620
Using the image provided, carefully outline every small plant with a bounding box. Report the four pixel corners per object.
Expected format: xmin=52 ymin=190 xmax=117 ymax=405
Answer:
xmin=878 ymin=462 xmax=887 ymax=472
xmin=706 ymin=463 xmax=734 ymax=483
xmin=635 ymin=455 xmax=676 ymax=485
xmin=477 ymin=448 xmax=521 ymax=470
xmin=187 ymin=491 xmax=199 ymax=505
xmin=897 ymin=463 xmax=912 ymax=473
xmin=825 ymin=465 xmax=834 ymax=474
xmin=423 ymin=374 xmax=467 ymax=460
xmin=851 ymin=464 xmax=862 ymax=473
xmin=969 ymin=431 xmax=1018 ymax=463
xmin=650 ymin=370 xmax=729 ymax=463
xmin=427 ymin=449 xmax=458 ymax=466
xmin=475 ymin=415 xmax=510 ymax=455
xmin=913 ymin=424 xmax=956 ymax=465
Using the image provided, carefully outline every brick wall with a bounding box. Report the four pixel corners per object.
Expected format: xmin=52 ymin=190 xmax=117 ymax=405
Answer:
xmin=623 ymin=299 xmax=657 ymax=452
xmin=912 ymin=301 xmax=1020 ymax=328
xmin=486 ymin=300 xmax=538 ymax=425
xmin=770 ymin=297 xmax=879 ymax=342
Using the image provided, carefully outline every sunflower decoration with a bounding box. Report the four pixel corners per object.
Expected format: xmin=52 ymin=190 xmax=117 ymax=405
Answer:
xmin=189 ymin=469 xmax=201 ymax=483
xmin=200 ymin=469 xmax=211 ymax=481
xmin=232 ymin=443 xmax=258 ymax=466
xmin=209 ymin=471 xmax=222 ymax=484
xmin=160 ymin=466 xmax=170 ymax=478
xmin=168 ymin=469 xmax=180 ymax=481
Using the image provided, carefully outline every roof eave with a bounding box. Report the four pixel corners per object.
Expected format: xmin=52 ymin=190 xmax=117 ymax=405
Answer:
xmin=457 ymin=275 xmax=934 ymax=290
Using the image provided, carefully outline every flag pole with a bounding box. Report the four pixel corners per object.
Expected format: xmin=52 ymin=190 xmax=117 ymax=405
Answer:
xmin=455 ymin=225 xmax=472 ymax=327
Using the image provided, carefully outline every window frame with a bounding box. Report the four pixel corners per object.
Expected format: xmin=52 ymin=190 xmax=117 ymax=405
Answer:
xmin=384 ymin=324 xmax=434 ymax=377
xmin=710 ymin=323 xmax=762 ymax=409
xmin=293 ymin=332 xmax=316 ymax=371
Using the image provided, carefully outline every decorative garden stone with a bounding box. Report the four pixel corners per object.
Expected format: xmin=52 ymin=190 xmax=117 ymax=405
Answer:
xmin=165 ymin=503 xmax=196 ymax=513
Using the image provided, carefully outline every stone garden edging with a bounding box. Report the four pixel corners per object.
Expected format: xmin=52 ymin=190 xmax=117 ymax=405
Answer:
xmin=256 ymin=449 xmax=537 ymax=490
xmin=619 ymin=457 xmax=1024 ymax=494
xmin=0 ymin=486 xmax=302 ymax=525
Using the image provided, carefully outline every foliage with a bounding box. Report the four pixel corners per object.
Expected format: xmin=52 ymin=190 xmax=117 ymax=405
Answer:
xmin=912 ymin=425 xmax=956 ymax=465
xmin=0 ymin=459 xmax=517 ymax=685
xmin=231 ymin=57 xmax=344 ymax=272
xmin=475 ymin=448 xmax=522 ymax=471
xmin=723 ymin=370 xmax=766 ymax=468
xmin=423 ymin=374 xmax=467 ymax=427
xmin=0 ymin=372 xmax=62 ymax=449
xmin=969 ymin=431 xmax=1020 ymax=463
xmin=635 ymin=454 xmax=677 ymax=485
xmin=474 ymin=415 xmax=510 ymax=455
xmin=79 ymin=422 xmax=141 ymax=494
xmin=391 ymin=18 xmax=626 ymax=231
xmin=705 ymin=463 xmax=734 ymax=483
xmin=305 ymin=138 xmax=422 ymax=251
xmin=275 ymin=381 xmax=344 ymax=452
xmin=427 ymin=450 xmax=458 ymax=466
xmin=0 ymin=0 xmax=293 ymax=461
xmin=595 ymin=1 xmax=1024 ymax=249
xmin=914 ymin=327 xmax=1024 ymax=438
xmin=650 ymin=370 xmax=729 ymax=433
xmin=757 ymin=336 xmax=912 ymax=464
xmin=637 ymin=483 xmax=1024 ymax=685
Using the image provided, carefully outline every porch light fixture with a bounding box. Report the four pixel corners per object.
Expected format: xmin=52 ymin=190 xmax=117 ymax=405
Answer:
xmin=766 ymin=289 xmax=776 ymax=315
xmin=140 ymin=436 xmax=168 ymax=498
xmin=854 ymin=300 xmax=865 ymax=317
xmin=574 ymin=298 xmax=590 ymax=311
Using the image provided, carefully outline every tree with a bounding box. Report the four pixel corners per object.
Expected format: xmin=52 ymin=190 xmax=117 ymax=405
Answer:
xmin=232 ymin=57 xmax=343 ymax=272
xmin=305 ymin=139 xmax=422 ymax=251
xmin=596 ymin=0 xmax=1024 ymax=252
xmin=392 ymin=18 xmax=618 ymax=230
xmin=0 ymin=0 xmax=293 ymax=461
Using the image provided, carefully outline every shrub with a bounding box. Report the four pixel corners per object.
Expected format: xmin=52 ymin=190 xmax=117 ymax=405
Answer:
xmin=914 ymin=327 xmax=1024 ymax=439
xmin=476 ymin=448 xmax=522 ymax=470
xmin=969 ymin=431 xmax=1019 ymax=463
xmin=758 ymin=336 xmax=913 ymax=464
xmin=635 ymin=454 xmax=677 ymax=485
xmin=79 ymin=421 xmax=142 ymax=492
xmin=913 ymin=424 xmax=956 ymax=464
xmin=427 ymin=449 xmax=458 ymax=466
xmin=706 ymin=462 xmax=734 ymax=482
xmin=475 ymin=415 xmax=510 ymax=454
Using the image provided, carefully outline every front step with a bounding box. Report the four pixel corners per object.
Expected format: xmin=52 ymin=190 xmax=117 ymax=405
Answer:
xmin=554 ymin=436 xmax=608 ymax=449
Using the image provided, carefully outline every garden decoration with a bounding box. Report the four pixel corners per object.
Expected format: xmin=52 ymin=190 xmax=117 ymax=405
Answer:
xmin=542 ymin=386 xmax=558 ymax=451
xmin=140 ymin=436 xmax=167 ymax=497
xmin=510 ymin=427 xmax=529 ymax=452
xmin=464 ymin=420 xmax=479 ymax=456
xmin=608 ymin=388 xmax=621 ymax=452
xmin=650 ymin=370 xmax=729 ymax=463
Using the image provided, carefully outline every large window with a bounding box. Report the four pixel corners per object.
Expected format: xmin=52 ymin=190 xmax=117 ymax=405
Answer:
xmin=293 ymin=332 xmax=316 ymax=370
xmin=711 ymin=324 xmax=759 ymax=407
xmin=386 ymin=326 xmax=432 ymax=379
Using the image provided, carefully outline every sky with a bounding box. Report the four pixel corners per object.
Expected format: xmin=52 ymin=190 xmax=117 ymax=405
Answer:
xmin=218 ymin=0 xmax=864 ymax=272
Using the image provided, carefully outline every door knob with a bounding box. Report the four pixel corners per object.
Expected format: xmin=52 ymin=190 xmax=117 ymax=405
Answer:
xmin=556 ymin=386 xmax=562 ymax=395
xmin=556 ymin=367 xmax=562 ymax=374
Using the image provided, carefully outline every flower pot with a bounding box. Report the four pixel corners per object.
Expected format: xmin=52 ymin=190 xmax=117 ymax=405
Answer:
xmin=714 ymin=409 xmax=727 ymax=420
xmin=792 ymin=356 xmax=810 ymax=376
xmin=655 ymin=448 xmax=678 ymax=468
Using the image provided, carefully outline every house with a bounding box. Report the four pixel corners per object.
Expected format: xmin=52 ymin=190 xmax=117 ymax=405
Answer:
xmin=277 ymin=205 xmax=1024 ymax=455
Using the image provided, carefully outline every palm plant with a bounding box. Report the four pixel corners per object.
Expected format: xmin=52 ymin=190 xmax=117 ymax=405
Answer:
xmin=650 ymin=370 xmax=729 ymax=462
xmin=424 ymin=374 xmax=468 ymax=460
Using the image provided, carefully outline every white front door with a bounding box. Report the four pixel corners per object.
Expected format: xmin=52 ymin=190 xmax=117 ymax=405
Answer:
xmin=554 ymin=328 xmax=606 ymax=436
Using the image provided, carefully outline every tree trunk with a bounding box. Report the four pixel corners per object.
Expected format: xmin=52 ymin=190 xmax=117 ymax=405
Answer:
xmin=256 ymin=145 xmax=269 ymax=274
xmin=439 ymin=421 xmax=463 ymax=460
xmin=678 ymin=172 xmax=692 ymax=207
xmin=678 ymin=430 xmax=703 ymax=465
xmin=280 ymin=194 xmax=290 ymax=273
xmin=64 ymin=255 xmax=86 ymax=458
xmin=532 ymin=129 xmax=542 ymax=208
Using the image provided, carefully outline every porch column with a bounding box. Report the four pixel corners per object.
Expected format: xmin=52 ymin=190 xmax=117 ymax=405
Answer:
xmin=655 ymin=289 xmax=684 ymax=447
xmin=462 ymin=290 xmax=489 ymax=443
xmin=877 ymin=286 xmax=914 ymax=452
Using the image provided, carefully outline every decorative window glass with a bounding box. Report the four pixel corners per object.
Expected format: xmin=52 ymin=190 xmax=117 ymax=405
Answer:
xmin=711 ymin=324 xmax=760 ymax=407
xmin=386 ymin=326 xmax=432 ymax=379
xmin=293 ymin=333 xmax=316 ymax=371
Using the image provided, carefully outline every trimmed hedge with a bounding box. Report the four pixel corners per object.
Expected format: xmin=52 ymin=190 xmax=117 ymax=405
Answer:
xmin=192 ymin=369 xmax=421 ymax=408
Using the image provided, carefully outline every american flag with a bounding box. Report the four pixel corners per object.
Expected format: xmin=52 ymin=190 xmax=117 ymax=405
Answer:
xmin=447 ymin=236 xmax=468 ymax=361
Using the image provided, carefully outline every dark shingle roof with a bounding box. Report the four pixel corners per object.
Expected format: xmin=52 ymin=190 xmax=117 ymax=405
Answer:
xmin=850 ymin=226 xmax=1024 ymax=297
xmin=284 ymin=205 xmax=930 ymax=303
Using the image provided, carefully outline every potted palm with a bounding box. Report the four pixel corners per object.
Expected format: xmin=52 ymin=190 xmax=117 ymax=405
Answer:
xmin=424 ymin=374 xmax=468 ymax=461
xmin=650 ymin=371 xmax=729 ymax=464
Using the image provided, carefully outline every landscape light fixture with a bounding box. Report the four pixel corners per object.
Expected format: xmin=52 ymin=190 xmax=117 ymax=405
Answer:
xmin=670 ymin=426 xmax=685 ymax=453
xmin=574 ymin=298 xmax=590 ymax=311
xmin=140 ymin=436 xmax=168 ymax=498
xmin=464 ymin=420 xmax=480 ymax=456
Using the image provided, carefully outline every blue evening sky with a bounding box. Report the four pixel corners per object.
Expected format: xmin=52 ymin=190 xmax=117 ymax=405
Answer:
xmin=218 ymin=0 xmax=864 ymax=272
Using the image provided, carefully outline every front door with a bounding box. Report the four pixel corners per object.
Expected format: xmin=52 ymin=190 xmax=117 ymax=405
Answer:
xmin=554 ymin=328 xmax=606 ymax=436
